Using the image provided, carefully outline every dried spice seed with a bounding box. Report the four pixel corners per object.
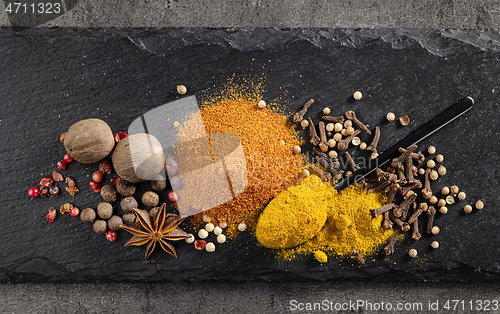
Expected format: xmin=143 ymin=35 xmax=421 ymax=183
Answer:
xmin=48 ymin=185 xmax=59 ymax=196
xmin=205 ymin=223 xmax=215 ymax=232
xmin=439 ymin=206 xmax=448 ymax=214
xmin=194 ymin=240 xmax=206 ymax=250
xmin=353 ymin=91 xmax=362 ymax=100
xmin=28 ymin=187 xmax=39 ymax=198
xmin=323 ymin=107 xmax=331 ymax=115
xmin=214 ymin=226 xmax=222 ymax=235
xmin=65 ymin=177 xmax=76 ymax=188
xmin=359 ymin=142 xmax=367 ymax=150
xmin=418 ymin=168 xmax=425 ymax=176
xmin=81 ymin=208 xmax=96 ymax=224
xmin=334 ymin=123 xmax=343 ymax=132
xmin=60 ymin=203 xmax=73 ymax=215
xmin=399 ymin=116 xmax=410 ymax=126
xmin=106 ymin=230 xmax=117 ymax=241
xmin=99 ymin=160 xmax=112 ymax=175
xmin=63 ymin=153 xmax=73 ymax=163
xmin=437 ymin=165 xmax=446 ymax=176
xmin=52 ymin=171 xmax=64 ymax=182
xmin=198 ymin=229 xmax=209 ymax=239
xmin=445 ymin=195 xmax=455 ymax=204
xmin=92 ymin=171 xmax=103 ymax=183
xmin=101 ymin=184 xmax=118 ymax=203
xmin=431 ymin=226 xmax=440 ymax=235
xmin=464 ymin=204 xmax=473 ymax=214
xmin=300 ymin=119 xmax=309 ymax=128
xmin=70 ymin=207 xmax=80 ymax=217
xmin=435 ymin=154 xmax=444 ymax=163
xmin=427 ymin=146 xmax=436 ymax=154
xmin=217 ymin=234 xmax=227 ymax=243
xmin=450 ymin=185 xmax=459 ymax=196
xmin=57 ymin=160 xmax=66 ymax=170
xmin=89 ymin=181 xmax=101 ymax=193
xmin=441 ymin=187 xmax=450 ymax=195
xmin=293 ymin=145 xmax=301 ymax=155
xmin=238 ymin=223 xmax=247 ymax=232
xmin=457 ymin=191 xmax=466 ymax=201
xmin=114 ymin=132 xmax=128 ymax=143
xmin=185 ymin=234 xmax=195 ymax=243
xmin=205 ymin=242 xmax=216 ymax=252
xmin=476 ymin=200 xmax=484 ymax=209
xmin=430 ymin=170 xmax=439 ymax=180
xmin=97 ymin=202 xmax=113 ymax=220
xmin=40 ymin=177 xmax=54 ymax=187
xmin=142 ymin=191 xmax=159 ymax=208
xmin=408 ymin=249 xmax=417 ymax=258
xmin=177 ymin=85 xmax=187 ymax=94
xmin=431 ymin=241 xmax=439 ymax=249
xmin=386 ymin=112 xmax=395 ymax=121
xmin=257 ymin=100 xmax=266 ymax=109
xmin=326 ymin=123 xmax=334 ymax=132
xmin=328 ymin=150 xmax=338 ymax=158
xmin=168 ymin=191 xmax=179 ymax=202
xmin=93 ymin=220 xmax=108 ymax=234
xmin=60 ymin=132 xmax=66 ymax=143
xmin=46 ymin=208 xmax=56 ymax=222
xmin=427 ymin=160 xmax=436 ymax=168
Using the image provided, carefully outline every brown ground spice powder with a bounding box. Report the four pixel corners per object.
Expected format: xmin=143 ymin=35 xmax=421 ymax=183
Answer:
xmin=175 ymin=91 xmax=303 ymax=236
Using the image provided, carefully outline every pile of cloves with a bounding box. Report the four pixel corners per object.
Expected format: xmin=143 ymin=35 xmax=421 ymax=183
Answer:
xmin=294 ymin=99 xmax=379 ymax=183
xmin=366 ymin=144 xmax=484 ymax=259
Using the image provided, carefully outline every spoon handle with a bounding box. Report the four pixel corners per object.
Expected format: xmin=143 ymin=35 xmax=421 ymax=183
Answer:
xmin=333 ymin=96 xmax=474 ymax=192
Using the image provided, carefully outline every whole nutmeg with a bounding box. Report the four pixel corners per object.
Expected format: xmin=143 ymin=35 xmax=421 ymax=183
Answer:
xmin=101 ymin=184 xmax=117 ymax=203
xmin=107 ymin=215 xmax=123 ymax=231
xmin=64 ymin=119 xmax=114 ymax=163
xmin=116 ymin=180 xmax=136 ymax=197
xmin=122 ymin=212 xmax=136 ymax=224
xmin=149 ymin=206 xmax=160 ymax=219
xmin=170 ymin=175 xmax=183 ymax=190
xmin=93 ymin=220 xmax=108 ymax=234
xmin=121 ymin=196 xmax=138 ymax=213
xmin=151 ymin=174 xmax=167 ymax=191
xmin=164 ymin=157 xmax=178 ymax=177
xmin=142 ymin=191 xmax=159 ymax=208
xmin=112 ymin=133 xmax=165 ymax=183
xmin=97 ymin=202 xmax=113 ymax=220
xmin=80 ymin=208 xmax=96 ymax=224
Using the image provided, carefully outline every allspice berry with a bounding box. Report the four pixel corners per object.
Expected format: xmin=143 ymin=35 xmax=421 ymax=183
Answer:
xmin=170 ymin=175 xmax=183 ymax=190
xmin=97 ymin=202 xmax=113 ymax=220
xmin=81 ymin=208 xmax=96 ymax=224
xmin=116 ymin=180 xmax=136 ymax=197
xmin=164 ymin=157 xmax=179 ymax=177
xmin=100 ymin=184 xmax=117 ymax=203
xmin=149 ymin=206 xmax=160 ymax=218
xmin=121 ymin=196 xmax=138 ymax=213
xmin=93 ymin=220 xmax=108 ymax=234
xmin=122 ymin=212 xmax=136 ymax=224
xmin=151 ymin=174 xmax=167 ymax=191
xmin=408 ymin=249 xmax=417 ymax=258
xmin=107 ymin=215 xmax=123 ymax=231
xmin=177 ymin=85 xmax=187 ymax=95
xmin=142 ymin=191 xmax=159 ymax=208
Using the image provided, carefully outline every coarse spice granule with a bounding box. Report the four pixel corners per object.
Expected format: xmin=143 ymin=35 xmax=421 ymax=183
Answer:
xmin=174 ymin=83 xmax=303 ymax=236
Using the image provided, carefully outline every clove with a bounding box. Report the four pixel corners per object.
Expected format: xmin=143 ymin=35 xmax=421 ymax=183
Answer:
xmin=345 ymin=152 xmax=359 ymax=172
xmin=393 ymin=190 xmax=417 ymax=219
xmin=322 ymin=115 xmax=345 ymax=124
xmin=398 ymin=147 xmax=425 ymax=163
xmin=350 ymin=248 xmax=365 ymax=264
xmin=317 ymin=157 xmax=343 ymax=181
xmin=307 ymin=117 xmax=321 ymax=146
xmin=366 ymin=168 xmax=390 ymax=183
xmin=345 ymin=110 xmax=371 ymax=135
xmin=391 ymin=145 xmax=417 ymax=168
xmin=384 ymin=229 xmax=402 ymax=255
xmin=407 ymin=202 xmax=428 ymax=225
xmin=313 ymin=147 xmax=331 ymax=162
xmin=426 ymin=206 xmax=436 ymax=234
xmin=421 ymin=168 xmax=432 ymax=199
xmin=382 ymin=211 xmax=393 ymax=230
xmin=369 ymin=204 xmax=395 ymax=219
xmin=367 ymin=180 xmax=392 ymax=194
xmin=337 ymin=129 xmax=362 ymax=151
xmin=412 ymin=219 xmax=421 ymax=240
xmin=389 ymin=212 xmax=410 ymax=231
xmin=318 ymin=121 xmax=328 ymax=152
xmin=387 ymin=183 xmax=400 ymax=204
xmin=366 ymin=126 xmax=380 ymax=158
xmin=308 ymin=165 xmax=332 ymax=182
xmin=293 ymin=99 xmax=314 ymax=122
xmin=400 ymin=180 xmax=422 ymax=197
xmin=405 ymin=157 xmax=417 ymax=184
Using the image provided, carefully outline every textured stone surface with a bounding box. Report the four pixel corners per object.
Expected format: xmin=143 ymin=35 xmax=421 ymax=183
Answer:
xmin=0 ymin=28 xmax=499 ymax=285
xmin=1 ymin=0 xmax=500 ymax=28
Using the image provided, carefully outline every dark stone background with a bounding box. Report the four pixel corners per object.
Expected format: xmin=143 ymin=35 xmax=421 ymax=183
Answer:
xmin=0 ymin=28 xmax=499 ymax=286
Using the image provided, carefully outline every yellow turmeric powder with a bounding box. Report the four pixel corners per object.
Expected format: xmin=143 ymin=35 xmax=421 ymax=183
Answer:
xmin=256 ymin=175 xmax=394 ymax=259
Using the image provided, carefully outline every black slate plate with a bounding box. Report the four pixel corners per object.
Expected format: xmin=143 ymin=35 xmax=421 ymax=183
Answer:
xmin=0 ymin=28 xmax=498 ymax=282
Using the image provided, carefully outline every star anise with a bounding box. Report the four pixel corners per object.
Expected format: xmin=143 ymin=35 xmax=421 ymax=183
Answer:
xmin=120 ymin=203 xmax=190 ymax=260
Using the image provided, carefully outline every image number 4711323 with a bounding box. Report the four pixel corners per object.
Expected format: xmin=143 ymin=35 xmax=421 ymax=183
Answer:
xmin=3 ymin=0 xmax=79 ymax=27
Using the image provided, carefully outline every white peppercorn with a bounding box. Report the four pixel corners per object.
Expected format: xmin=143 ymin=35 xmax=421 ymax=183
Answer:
xmin=328 ymin=150 xmax=338 ymax=159
xmin=205 ymin=223 xmax=215 ymax=232
xmin=326 ymin=123 xmax=334 ymax=132
xmin=475 ymin=200 xmax=484 ymax=209
xmin=435 ymin=154 xmax=444 ymax=163
xmin=430 ymin=170 xmax=439 ymax=180
xmin=257 ymin=100 xmax=266 ymax=109
xmin=439 ymin=206 xmax=448 ymax=214
xmin=323 ymin=107 xmax=331 ymax=115
xmin=205 ymin=242 xmax=215 ymax=252
xmin=457 ymin=191 xmax=466 ymax=201
xmin=293 ymin=145 xmax=301 ymax=155
xmin=185 ymin=234 xmax=195 ymax=243
xmin=464 ymin=205 xmax=472 ymax=214
xmin=300 ymin=119 xmax=309 ymax=128
xmin=353 ymin=91 xmax=362 ymax=100
xmin=177 ymin=85 xmax=187 ymax=94
xmin=217 ymin=234 xmax=227 ymax=244
xmin=431 ymin=226 xmax=440 ymax=235
xmin=359 ymin=142 xmax=367 ymax=150
xmin=441 ymin=186 xmax=450 ymax=195
xmin=408 ymin=249 xmax=417 ymax=258
xmin=437 ymin=165 xmax=446 ymax=176
xmin=198 ymin=229 xmax=209 ymax=239
xmin=214 ymin=226 xmax=222 ymax=235
xmin=328 ymin=139 xmax=336 ymax=148
xmin=427 ymin=160 xmax=436 ymax=168
xmin=431 ymin=241 xmax=439 ymax=249
xmin=386 ymin=112 xmax=395 ymax=121
xmin=334 ymin=123 xmax=343 ymax=132
xmin=238 ymin=223 xmax=247 ymax=232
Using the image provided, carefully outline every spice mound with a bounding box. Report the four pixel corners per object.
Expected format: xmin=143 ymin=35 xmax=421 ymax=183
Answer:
xmin=272 ymin=176 xmax=394 ymax=260
xmin=175 ymin=96 xmax=303 ymax=234
xmin=255 ymin=179 xmax=330 ymax=249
